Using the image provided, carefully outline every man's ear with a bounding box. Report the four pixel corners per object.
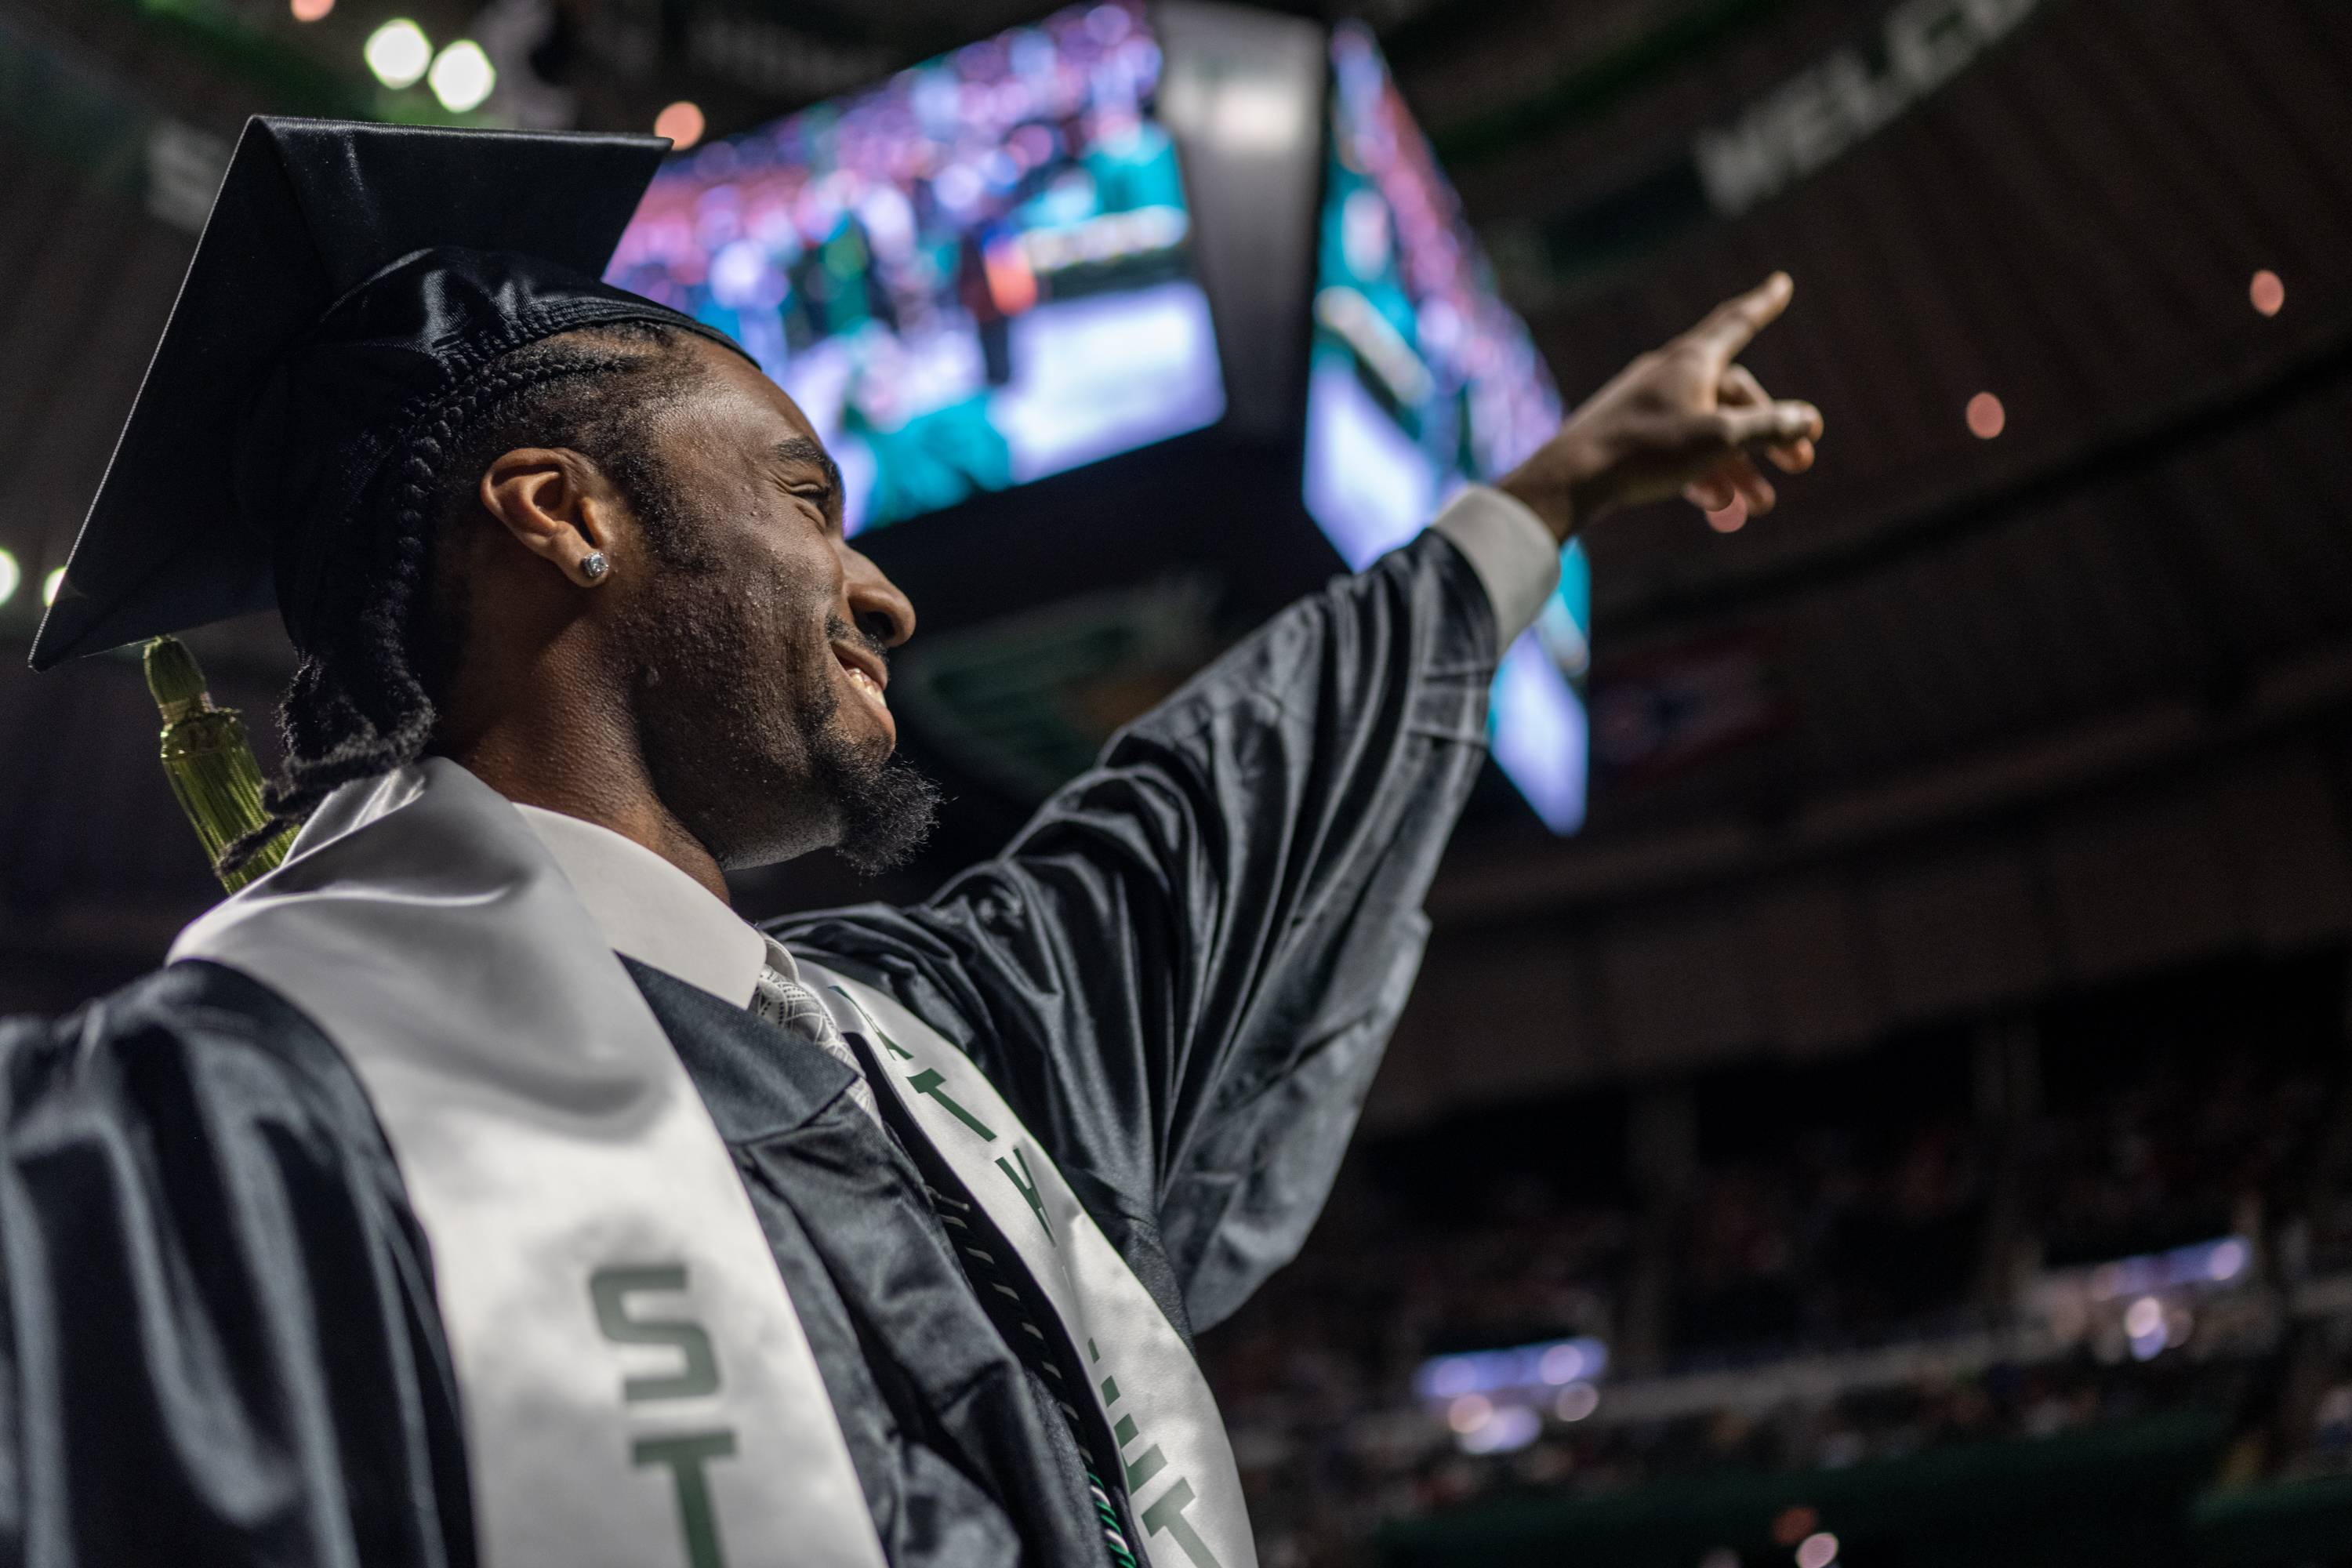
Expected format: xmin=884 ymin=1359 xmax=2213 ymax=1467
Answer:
xmin=478 ymin=448 xmax=622 ymax=588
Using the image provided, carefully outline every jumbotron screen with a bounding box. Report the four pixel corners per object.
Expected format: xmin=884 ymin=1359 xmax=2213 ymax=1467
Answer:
xmin=607 ymin=0 xmax=1225 ymax=535
xmin=1303 ymin=23 xmax=1592 ymax=833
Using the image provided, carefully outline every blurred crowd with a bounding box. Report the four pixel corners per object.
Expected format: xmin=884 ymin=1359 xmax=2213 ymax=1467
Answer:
xmin=1200 ymin=950 xmax=2352 ymax=1566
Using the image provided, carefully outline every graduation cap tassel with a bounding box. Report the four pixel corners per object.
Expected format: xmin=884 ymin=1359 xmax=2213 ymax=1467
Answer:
xmin=143 ymin=637 xmax=295 ymax=891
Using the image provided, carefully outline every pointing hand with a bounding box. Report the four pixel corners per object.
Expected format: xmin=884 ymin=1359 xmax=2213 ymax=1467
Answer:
xmin=1497 ymin=272 xmax=1824 ymax=542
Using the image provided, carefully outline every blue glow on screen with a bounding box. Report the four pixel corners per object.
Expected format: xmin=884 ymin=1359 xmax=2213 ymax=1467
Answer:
xmin=608 ymin=0 xmax=1223 ymax=534
xmin=1415 ymin=1336 xmax=1610 ymax=1404
xmin=1490 ymin=638 xmax=1589 ymax=833
xmin=1301 ymin=24 xmax=1588 ymax=833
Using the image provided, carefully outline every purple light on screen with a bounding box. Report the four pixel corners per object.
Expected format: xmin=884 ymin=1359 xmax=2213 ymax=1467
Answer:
xmin=1491 ymin=636 xmax=1589 ymax=833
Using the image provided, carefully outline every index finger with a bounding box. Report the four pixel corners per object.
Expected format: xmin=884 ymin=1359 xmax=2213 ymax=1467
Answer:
xmin=1686 ymin=272 xmax=1794 ymax=365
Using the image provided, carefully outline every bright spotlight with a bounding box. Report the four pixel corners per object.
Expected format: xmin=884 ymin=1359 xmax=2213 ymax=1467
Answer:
xmin=428 ymin=40 xmax=496 ymax=112
xmin=655 ymin=100 xmax=706 ymax=151
xmin=0 ymin=549 xmax=19 ymax=606
xmin=2250 ymin=269 xmax=2285 ymax=318
xmin=365 ymin=19 xmax=433 ymax=90
xmin=1795 ymin=1532 xmax=1839 ymax=1568
xmin=42 ymin=567 xmax=67 ymax=606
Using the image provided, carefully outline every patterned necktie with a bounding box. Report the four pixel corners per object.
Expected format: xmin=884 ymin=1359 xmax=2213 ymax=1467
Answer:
xmin=749 ymin=940 xmax=880 ymax=1124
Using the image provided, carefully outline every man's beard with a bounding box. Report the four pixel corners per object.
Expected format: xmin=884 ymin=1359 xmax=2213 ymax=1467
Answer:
xmin=775 ymin=621 xmax=942 ymax=874
xmin=805 ymin=691 xmax=942 ymax=874
xmin=629 ymin=588 xmax=941 ymax=873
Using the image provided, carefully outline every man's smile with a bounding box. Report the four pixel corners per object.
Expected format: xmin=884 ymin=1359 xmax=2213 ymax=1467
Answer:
xmin=833 ymin=641 xmax=893 ymax=726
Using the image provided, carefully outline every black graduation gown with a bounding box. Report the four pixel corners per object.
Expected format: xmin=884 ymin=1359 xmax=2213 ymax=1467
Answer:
xmin=0 ymin=532 xmax=1499 ymax=1566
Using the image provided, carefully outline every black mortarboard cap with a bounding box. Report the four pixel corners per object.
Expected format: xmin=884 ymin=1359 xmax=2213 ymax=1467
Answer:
xmin=30 ymin=117 xmax=739 ymax=670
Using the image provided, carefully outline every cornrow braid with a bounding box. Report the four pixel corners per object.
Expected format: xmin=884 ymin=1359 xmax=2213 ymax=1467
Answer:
xmin=217 ymin=320 xmax=703 ymax=878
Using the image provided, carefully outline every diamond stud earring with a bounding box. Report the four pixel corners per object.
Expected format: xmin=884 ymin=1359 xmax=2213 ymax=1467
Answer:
xmin=580 ymin=550 xmax=610 ymax=583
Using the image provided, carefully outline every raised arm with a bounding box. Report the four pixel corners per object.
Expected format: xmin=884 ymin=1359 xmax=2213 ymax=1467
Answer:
xmin=779 ymin=519 xmax=1511 ymax=1322
xmin=779 ymin=276 xmax=1824 ymax=1330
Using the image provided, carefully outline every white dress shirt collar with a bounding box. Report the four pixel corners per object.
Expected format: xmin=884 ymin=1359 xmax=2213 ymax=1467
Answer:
xmin=514 ymin=803 xmax=779 ymax=1007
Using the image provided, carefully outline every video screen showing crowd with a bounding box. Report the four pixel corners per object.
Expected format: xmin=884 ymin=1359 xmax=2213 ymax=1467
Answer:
xmin=1303 ymin=24 xmax=1592 ymax=833
xmin=605 ymin=0 xmax=1224 ymax=535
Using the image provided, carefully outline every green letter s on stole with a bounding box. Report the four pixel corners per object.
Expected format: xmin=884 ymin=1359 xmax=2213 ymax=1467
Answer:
xmin=592 ymin=1265 xmax=736 ymax=1568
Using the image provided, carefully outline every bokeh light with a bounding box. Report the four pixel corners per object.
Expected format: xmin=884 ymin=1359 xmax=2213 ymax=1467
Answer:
xmin=0 ymin=548 xmax=19 ymax=607
xmin=2125 ymin=1293 xmax=2176 ymax=1359
xmin=42 ymin=567 xmax=66 ymax=606
xmin=290 ymin=0 xmax=333 ymax=20
xmin=2250 ymin=269 xmax=2285 ymax=317
xmin=1554 ymin=1381 xmax=1600 ymax=1421
xmin=427 ymin=41 xmax=496 ymax=112
xmin=654 ymin=100 xmax=706 ymax=151
xmin=1795 ymin=1531 xmax=1840 ymax=1568
xmin=1446 ymin=1393 xmax=1491 ymax=1434
xmin=1538 ymin=1341 xmax=1589 ymax=1383
xmin=1771 ymin=1506 xmax=1819 ymax=1548
xmin=1706 ymin=492 xmax=1749 ymax=532
xmin=364 ymin=19 xmax=432 ymax=89
xmin=1966 ymin=390 xmax=2005 ymax=439
xmin=1458 ymin=1403 xmax=1542 ymax=1454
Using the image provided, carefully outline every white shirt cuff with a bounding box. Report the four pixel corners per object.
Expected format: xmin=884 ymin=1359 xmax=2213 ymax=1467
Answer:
xmin=1428 ymin=485 xmax=1562 ymax=644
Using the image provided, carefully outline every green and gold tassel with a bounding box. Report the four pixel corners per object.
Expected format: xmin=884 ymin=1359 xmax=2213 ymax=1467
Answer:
xmin=143 ymin=636 xmax=294 ymax=891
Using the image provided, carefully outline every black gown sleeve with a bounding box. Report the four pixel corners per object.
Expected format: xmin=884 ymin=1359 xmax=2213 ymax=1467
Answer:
xmin=0 ymin=960 xmax=472 ymax=1568
xmin=775 ymin=530 xmax=1500 ymax=1331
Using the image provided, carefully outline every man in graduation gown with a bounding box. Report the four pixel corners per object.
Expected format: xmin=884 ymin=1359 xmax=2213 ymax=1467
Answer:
xmin=0 ymin=121 xmax=1822 ymax=1568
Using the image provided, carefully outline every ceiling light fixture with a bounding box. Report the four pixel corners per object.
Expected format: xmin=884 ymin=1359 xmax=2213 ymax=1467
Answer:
xmin=365 ymin=19 xmax=433 ymax=90
xmin=428 ymin=40 xmax=496 ymax=112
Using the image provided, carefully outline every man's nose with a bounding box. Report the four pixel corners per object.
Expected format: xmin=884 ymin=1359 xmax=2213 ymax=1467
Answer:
xmin=842 ymin=545 xmax=916 ymax=649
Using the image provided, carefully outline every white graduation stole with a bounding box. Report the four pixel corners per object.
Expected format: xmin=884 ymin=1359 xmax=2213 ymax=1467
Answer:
xmin=173 ymin=764 xmax=887 ymax=1568
xmin=802 ymin=961 xmax=1258 ymax=1568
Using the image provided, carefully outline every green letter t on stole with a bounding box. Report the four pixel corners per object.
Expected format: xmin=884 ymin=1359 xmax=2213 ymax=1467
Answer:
xmin=592 ymin=1266 xmax=736 ymax=1568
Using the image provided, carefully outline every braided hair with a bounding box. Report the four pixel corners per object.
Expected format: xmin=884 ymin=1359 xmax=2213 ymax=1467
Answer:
xmin=218 ymin=320 xmax=705 ymax=877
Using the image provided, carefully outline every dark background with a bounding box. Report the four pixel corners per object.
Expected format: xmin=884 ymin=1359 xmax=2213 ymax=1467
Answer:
xmin=5 ymin=2 xmax=2352 ymax=1564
